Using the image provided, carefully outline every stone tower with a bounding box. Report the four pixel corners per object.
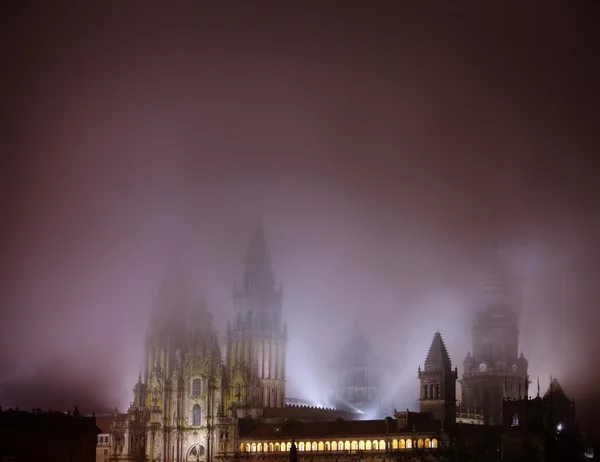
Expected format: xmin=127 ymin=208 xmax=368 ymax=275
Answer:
xmin=459 ymin=248 xmax=529 ymax=426
xmin=333 ymin=328 xmax=380 ymax=415
xmin=225 ymin=224 xmax=287 ymax=410
xmin=418 ymin=331 xmax=458 ymax=424
xmin=112 ymin=301 xmax=222 ymax=462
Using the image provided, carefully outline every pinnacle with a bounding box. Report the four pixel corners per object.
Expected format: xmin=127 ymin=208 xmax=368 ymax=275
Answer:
xmin=424 ymin=331 xmax=452 ymax=370
xmin=544 ymin=377 xmax=567 ymax=400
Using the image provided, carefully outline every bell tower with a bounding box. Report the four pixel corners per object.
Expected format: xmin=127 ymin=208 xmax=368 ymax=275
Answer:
xmin=225 ymin=224 xmax=287 ymax=409
xmin=418 ymin=331 xmax=458 ymax=424
xmin=459 ymin=248 xmax=529 ymax=425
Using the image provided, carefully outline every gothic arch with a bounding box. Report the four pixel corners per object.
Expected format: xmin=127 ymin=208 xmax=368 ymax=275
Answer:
xmin=186 ymin=444 xmax=205 ymax=461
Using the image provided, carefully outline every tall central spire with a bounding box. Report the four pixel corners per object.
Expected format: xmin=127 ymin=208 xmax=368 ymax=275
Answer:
xmin=479 ymin=246 xmax=512 ymax=310
xmin=243 ymin=222 xmax=275 ymax=294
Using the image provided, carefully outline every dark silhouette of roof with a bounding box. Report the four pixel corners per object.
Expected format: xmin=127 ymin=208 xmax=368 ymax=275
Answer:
xmin=545 ymin=377 xmax=568 ymax=400
xmin=239 ymin=414 xmax=441 ymax=439
xmin=424 ymin=332 xmax=452 ymax=371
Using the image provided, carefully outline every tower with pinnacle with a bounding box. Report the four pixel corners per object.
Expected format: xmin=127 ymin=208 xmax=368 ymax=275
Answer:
xmin=224 ymin=224 xmax=287 ymax=411
xmin=418 ymin=331 xmax=458 ymax=424
xmin=459 ymin=248 xmax=529 ymax=426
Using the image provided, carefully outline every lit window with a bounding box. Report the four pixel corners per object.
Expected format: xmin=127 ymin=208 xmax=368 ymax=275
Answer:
xmin=511 ymin=413 xmax=519 ymax=427
xmin=192 ymin=405 xmax=201 ymax=426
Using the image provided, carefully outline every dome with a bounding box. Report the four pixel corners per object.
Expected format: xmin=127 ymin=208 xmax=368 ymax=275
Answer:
xmin=463 ymin=351 xmax=475 ymax=365
xmin=338 ymin=334 xmax=377 ymax=367
xmin=517 ymin=352 xmax=528 ymax=366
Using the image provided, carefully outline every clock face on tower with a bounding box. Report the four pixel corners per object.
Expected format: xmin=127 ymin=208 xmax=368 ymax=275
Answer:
xmin=512 ymin=364 xmax=518 ymax=372
xmin=479 ymin=363 xmax=487 ymax=372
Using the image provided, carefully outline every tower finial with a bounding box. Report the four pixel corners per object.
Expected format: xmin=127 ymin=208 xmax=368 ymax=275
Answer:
xmin=243 ymin=223 xmax=274 ymax=293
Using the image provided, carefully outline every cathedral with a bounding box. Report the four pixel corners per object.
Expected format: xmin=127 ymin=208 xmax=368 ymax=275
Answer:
xmin=102 ymin=228 xmax=580 ymax=462
xmin=109 ymin=225 xmax=289 ymax=462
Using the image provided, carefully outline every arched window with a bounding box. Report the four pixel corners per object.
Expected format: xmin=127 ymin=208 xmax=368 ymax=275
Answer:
xmin=191 ymin=378 xmax=201 ymax=396
xmin=378 ymin=440 xmax=385 ymax=450
xmin=359 ymin=440 xmax=365 ymax=450
xmin=312 ymin=442 xmax=317 ymax=451
xmin=286 ymin=442 xmax=292 ymax=451
xmin=338 ymin=441 xmax=344 ymax=451
xmin=417 ymin=439 xmax=424 ymax=448
xmin=298 ymin=442 xmax=305 ymax=451
xmin=351 ymin=441 xmax=358 ymax=450
xmin=318 ymin=442 xmax=324 ymax=451
xmin=245 ymin=444 xmax=250 ymax=452
xmin=406 ymin=439 xmax=413 ymax=449
xmin=399 ymin=439 xmax=406 ymax=449
xmin=344 ymin=441 xmax=350 ymax=450
xmin=425 ymin=438 xmax=431 ymax=448
xmin=192 ymin=404 xmax=201 ymax=426
xmin=240 ymin=443 xmax=245 ymax=452
xmin=432 ymin=438 xmax=438 ymax=448
xmin=251 ymin=443 xmax=256 ymax=452
xmin=257 ymin=443 xmax=262 ymax=452
xmin=373 ymin=440 xmax=378 ymax=450
xmin=275 ymin=443 xmax=280 ymax=452
xmin=511 ymin=413 xmax=519 ymax=427
xmin=392 ymin=439 xmax=398 ymax=449
xmin=269 ymin=443 xmax=274 ymax=452
xmin=325 ymin=442 xmax=330 ymax=451
xmin=366 ymin=440 xmax=372 ymax=450
xmin=187 ymin=444 xmax=204 ymax=461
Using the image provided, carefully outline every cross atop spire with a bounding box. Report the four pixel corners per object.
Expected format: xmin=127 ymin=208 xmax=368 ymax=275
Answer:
xmin=424 ymin=331 xmax=452 ymax=372
xmin=243 ymin=222 xmax=275 ymax=293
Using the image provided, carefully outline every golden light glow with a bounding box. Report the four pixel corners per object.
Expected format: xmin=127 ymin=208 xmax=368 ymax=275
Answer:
xmin=238 ymin=436 xmax=439 ymax=454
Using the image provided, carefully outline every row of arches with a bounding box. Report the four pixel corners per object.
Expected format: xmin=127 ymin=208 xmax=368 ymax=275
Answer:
xmin=422 ymin=383 xmax=441 ymax=399
xmin=239 ymin=438 xmax=439 ymax=453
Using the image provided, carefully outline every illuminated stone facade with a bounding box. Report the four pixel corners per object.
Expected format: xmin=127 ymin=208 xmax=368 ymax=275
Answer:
xmin=107 ymin=226 xmax=288 ymax=462
xmin=459 ymin=249 xmax=529 ymax=426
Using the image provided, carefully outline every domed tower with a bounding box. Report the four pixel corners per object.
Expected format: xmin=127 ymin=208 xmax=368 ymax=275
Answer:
xmin=418 ymin=331 xmax=458 ymax=424
xmin=333 ymin=329 xmax=380 ymax=414
xmin=459 ymin=248 xmax=529 ymax=425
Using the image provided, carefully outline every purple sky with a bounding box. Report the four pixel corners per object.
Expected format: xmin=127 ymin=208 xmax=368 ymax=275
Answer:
xmin=1 ymin=1 xmax=599 ymax=425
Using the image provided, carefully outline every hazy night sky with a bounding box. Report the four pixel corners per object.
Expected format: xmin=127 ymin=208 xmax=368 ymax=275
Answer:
xmin=1 ymin=1 xmax=599 ymax=424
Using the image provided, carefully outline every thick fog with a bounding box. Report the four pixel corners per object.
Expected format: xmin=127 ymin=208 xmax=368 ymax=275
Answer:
xmin=1 ymin=2 xmax=599 ymax=424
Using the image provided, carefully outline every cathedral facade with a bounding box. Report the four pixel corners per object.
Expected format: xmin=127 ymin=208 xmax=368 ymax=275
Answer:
xmin=108 ymin=225 xmax=287 ymax=462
